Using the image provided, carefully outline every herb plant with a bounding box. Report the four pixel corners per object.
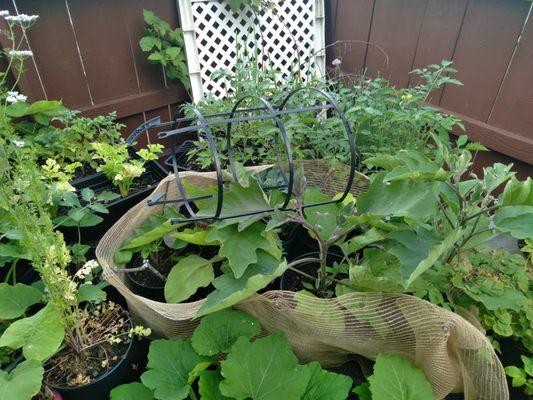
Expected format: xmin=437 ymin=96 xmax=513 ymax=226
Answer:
xmin=92 ymin=141 xmax=163 ymax=196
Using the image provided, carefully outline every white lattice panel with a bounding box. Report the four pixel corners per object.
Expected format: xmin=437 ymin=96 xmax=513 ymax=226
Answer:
xmin=177 ymin=0 xmax=325 ymax=102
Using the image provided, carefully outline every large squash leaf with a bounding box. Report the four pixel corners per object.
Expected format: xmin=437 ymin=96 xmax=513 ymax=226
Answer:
xmin=0 ymin=303 xmax=64 ymax=361
xmin=110 ymin=382 xmax=154 ymax=400
xmin=0 ymin=283 xmax=43 ymax=320
xmin=0 ymin=360 xmax=44 ymax=400
xmin=219 ymin=333 xmax=310 ymax=400
xmin=301 ymin=361 xmax=352 ymax=400
xmin=191 ymin=309 xmax=260 ymax=356
xmin=198 ymin=370 xmax=229 ymax=400
xmin=141 ymin=339 xmax=212 ymax=400
xmin=196 ymin=251 xmax=286 ymax=318
xmin=368 ymin=354 xmax=437 ymax=400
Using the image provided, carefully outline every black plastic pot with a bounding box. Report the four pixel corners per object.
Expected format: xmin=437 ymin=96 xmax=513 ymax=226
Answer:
xmin=61 ymin=160 xmax=167 ymax=245
xmin=45 ymin=317 xmax=149 ymax=400
xmin=125 ymin=269 xmax=166 ymax=303
xmin=163 ymin=139 xmax=199 ymax=172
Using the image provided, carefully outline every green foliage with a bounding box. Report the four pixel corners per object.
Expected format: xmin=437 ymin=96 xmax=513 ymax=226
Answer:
xmin=367 ymin=354 xmax=437 ymax=400
xmin=141 ymin=10 xmax=189 ymax=89
xmin=92 ymin=141 xmax=163 ymax=196
xmin=505 ymin=355 xmax=533 ymax=395
xmin=164 ymin=254 xmax=215 ymax=303
xmin=0 ymin=283 xmax=43 ymax=319
xmin=0 ymin=360 xmax=44 ymax=400
xmin=110 ymin=382 xmax=155 ymax=400
xmin=0 ymin=303 xmax=65 ymax=362
xmin=117 ymin=309 xmax=352 ymax=400
xmin=191 ymin=309 xmax=260 ymax=355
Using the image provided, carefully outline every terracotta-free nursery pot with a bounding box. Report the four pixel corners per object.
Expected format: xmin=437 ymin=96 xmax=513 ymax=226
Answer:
xmin=45 ymin=317 xmax=148 ymax=400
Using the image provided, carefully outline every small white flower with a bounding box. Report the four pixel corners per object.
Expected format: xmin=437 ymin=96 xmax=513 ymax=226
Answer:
xmin=7 ymin=49 xmax=33 ymax=58
xmin=5 ymin=14 xmax=38 ymax=23
xmin=0 ymin=10 xmax=10 ymax=17
xmin=6 ymin=91 xmax=27 ymax=103
xmin=11 ymin=140 xmax=25 ymax=147
xmin=332 ymin=58 xmax=342 ymax=66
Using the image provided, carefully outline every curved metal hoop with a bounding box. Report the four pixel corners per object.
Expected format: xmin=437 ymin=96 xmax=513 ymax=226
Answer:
xmin=278 ymin=87 xmax=357 ymax=206
xmin=225 ymin=95 xmax=294 ymax=209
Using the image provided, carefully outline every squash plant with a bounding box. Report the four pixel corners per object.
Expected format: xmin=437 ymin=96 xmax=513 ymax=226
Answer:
xmin=110 ymin=309 xmax=354 ymax=400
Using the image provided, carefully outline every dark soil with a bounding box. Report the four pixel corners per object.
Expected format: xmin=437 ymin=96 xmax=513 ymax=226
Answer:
xmin=127 ymin=249 xmax=175 ymax=289
xmin=44 ymin=304 xmax=131 ymax=388
xmin=92 ymin=172 xmax=157 ymax=200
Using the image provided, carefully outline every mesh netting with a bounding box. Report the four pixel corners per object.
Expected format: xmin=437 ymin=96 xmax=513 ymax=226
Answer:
xmin=96 ymin=162 xmax=508 ymax=400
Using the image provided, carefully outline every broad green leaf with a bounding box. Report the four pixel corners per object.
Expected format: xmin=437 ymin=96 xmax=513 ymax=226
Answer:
xmin=140 ymin=36 xmax=158 ymax=51
xmin=358 ymin=174 xmax=438 ymax=221
xmin=482 ymin=163 xmax=514 ymax=193
xmin=206 ymin=223 xmax=277 ymax=279
xmin=141 ymin=339 xmax=212 ymax=400
xmin=171 ymin=228 xmax=214 ymax=246
xmin=303 ymin=189 xmax=343 ymax=240
xmin=0 ymin=303 xmax=65 ymax=361
xmin=78 ymin=283 xmax=107 ymax=303
xmin=363 ymin=154 xmax=403 ymax=170
xmin=27 ymin=100 xmax=64 ymax=115
xmin=198 ymin=370 xmax=229 ymax=400
xmin=522 ymin=355 xmax=533 ymax=376
xmin=505 ymin=366 xmax=526 ymax=387
xmin=219 ymin=333 xmax=310 ymax=400
xmin=388 ymin=229 xmax=461 ymax=288
xmin=501 ymin=177 xmax=533 ymax=206
xmin=352 ymin=383 xmax=372 ymax=400
xmin=0 ymin=283 xmax=43 ymax=319
xmin=81 ymin=187 xmax=95 ymax=202
xmin=191 ymin=309 xmax=260 ymax=356
xmin=339 ymin=228 xmax=385 ymax=256
xmin=97 ymin=191 xmax=121 ymax=202
xmin=368 ymin=354 xmax=437 ymax=400
xmin=113 ymin=248 xmax=134 ymax=265
xmin=476 ymin=288 xmax=529 ymax=311
xmin=0 ymin=243 xmax=30 ymax=260
xmin=5 ymin=101 xmax=30 ymax=117
xmin=121 ymin=220 xmax=186 ymax=250
xmin=493 ymin=205 xmax=533 ymax=240
xmin=196 ymin=251 xmax=286 ymax=317
xmin=110 ymin=382 xmax=154 ymax=400
xmin=0 ymin=360 xmax=44 ymax=400
xmin=79 ymin=213 xmax=104 ymax=227
xmin=164 ymin=255 xmax=215 ymax=303
xmin=382 ymin=151 xmax=451 ymax=182
xmin=195 ymin=178 xmax=270 ymax=231
xmin=301 ymin=361 xmax=352 ymax=400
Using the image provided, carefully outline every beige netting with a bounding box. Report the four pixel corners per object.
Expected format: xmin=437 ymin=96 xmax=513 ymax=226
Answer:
xmin=96 ymin=162 xmax=508 ymax=400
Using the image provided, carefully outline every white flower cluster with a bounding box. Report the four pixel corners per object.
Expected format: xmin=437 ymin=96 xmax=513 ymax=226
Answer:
xmin=8 ymin=49 xmax=33 ymax=58
xmin=0 ymin=10 xmax=9 ymax=17
xmin=11 ymin=140 xmax=25 ymax=148
xmin=6 ymin=90 xmax=27 ymax=103
xmin=75 ymin=259 xmax=99 ymax=280
xmin=5 ymin=14 xmax=39 ymax=23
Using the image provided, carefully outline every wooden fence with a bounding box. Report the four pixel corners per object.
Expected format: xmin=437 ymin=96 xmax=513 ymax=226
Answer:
xmin=0 ymin=0 xmax=531 ymax=175
xmin=0 ymin=0 xmax=188 ymax=148
xmin=327 ymin=0 xmax=533 ymax=177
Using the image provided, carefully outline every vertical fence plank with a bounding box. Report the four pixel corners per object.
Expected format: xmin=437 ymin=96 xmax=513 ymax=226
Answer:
xmin=365 ymin=0 xmax=428 ymax=87
xmin=15 ymin=0 xmax=92 ymax=108
xmin=66 ymin=0 xmax=140 ymax=104
xmin=488 ymin=8 xmax=533 ymax=141
xmin=328 ymin=0 xmax=374 ymax=75
xmin=408 ymin=0 xmax=468 ymax=104
xmin=439 ymin=0 xmax=530 ymax=122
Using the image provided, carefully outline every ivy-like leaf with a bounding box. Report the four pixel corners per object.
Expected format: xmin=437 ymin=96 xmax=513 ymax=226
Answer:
xmin=219 ymin=333 xmax=310 ymax=400
xmin=0 ymin=283 xmax=43 ymax=319
xmin=191 ymin=309 xmax=260 ymax=356
xmin=0 ymin=303 xmax=65 ymax=361
xmin=301 ymin=361 xmax=352 ymax=400
xmin=206 ymin=223 xmax=278 ymax=279
xmin=0 ymin=360 xmax=44 ymax=400
xmin=141 ymin=339 xmax=212 ymax=400
xmin=164 ymin=255 xmax=215 ymax=303
xmin=368 ymin=354 xmax=437 ymax=400
xmin=110 ymin=382 xmax=154 ymax=400
xmin=196 ymin=251 xmax=286 ymax=317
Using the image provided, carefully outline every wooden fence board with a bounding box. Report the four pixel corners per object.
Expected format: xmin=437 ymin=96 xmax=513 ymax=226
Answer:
xmin=15 ymin=0 xmax=92 ymax=108
xmin=408 ymin=0 xmax=468 ymax=104
xmin=488 ymin=9 xmax=533 ymax=140
xmin=439 ymin=0 xmax=530 ymax=122
xmin=66 ymin=0 xmax=141 ymax=104
xmin=366 ymin=0 xmax=428 ymax=87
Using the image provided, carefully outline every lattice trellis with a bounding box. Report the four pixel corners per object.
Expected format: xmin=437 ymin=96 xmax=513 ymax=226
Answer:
xmin=177 ymin=0 xmax=325 ymax=102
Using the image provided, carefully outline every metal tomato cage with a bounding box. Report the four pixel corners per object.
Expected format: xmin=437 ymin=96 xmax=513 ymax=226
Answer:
xmin=130 ymin=87 xmax=357 ymax=224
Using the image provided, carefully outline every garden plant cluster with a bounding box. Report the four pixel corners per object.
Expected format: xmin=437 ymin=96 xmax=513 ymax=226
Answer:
xmin=0 ymin=5 xmax=532 ymax=400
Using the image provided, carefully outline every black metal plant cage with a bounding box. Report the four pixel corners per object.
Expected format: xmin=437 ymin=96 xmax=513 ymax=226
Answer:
xmin=130 ymin=87 xmax=358 ymax=224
